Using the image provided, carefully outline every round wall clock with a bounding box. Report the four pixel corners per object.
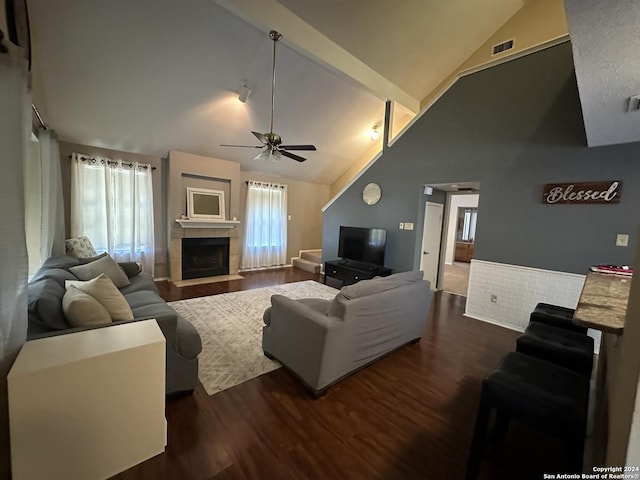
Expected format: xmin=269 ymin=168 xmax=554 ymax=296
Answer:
xmin=362 ymin=182 xmax=382 ymax=205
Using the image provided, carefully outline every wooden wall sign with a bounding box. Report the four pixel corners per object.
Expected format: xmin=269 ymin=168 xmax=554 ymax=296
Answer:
xmin=542 ymin=181 xmax=622 ymax=204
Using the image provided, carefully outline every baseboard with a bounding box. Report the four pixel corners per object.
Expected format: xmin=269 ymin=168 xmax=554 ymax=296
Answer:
xmin=463 ymin=312 xmax=524 ymax=333
xmin=239 ymin=264 xmax=293 ymax=273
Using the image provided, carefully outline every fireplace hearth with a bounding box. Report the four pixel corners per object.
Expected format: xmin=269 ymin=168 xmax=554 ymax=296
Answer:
xmin=182 ymin=237 xmax=230 ymax=280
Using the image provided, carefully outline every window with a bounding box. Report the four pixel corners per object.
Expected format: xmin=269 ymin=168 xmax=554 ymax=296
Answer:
xmin=70 ymin=153 xmax=155 ymax=274
xmin=241 ymin=181 xmax=287 ymax=269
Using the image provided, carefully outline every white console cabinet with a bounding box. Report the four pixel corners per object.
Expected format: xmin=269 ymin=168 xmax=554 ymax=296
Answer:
xmin=8 ymin=320 xmax=166 ymax=480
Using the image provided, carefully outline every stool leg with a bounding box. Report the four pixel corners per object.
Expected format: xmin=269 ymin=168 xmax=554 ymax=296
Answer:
xmin=466 ymin=395 xmax=492 ymax=480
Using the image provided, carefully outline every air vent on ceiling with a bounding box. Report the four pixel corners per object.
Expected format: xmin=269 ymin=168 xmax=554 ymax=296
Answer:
xmin=492 ymin=39 xmax=514 ymax=56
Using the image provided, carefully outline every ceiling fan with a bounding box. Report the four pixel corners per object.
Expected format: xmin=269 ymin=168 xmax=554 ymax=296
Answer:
xmin=220 ymin=30 xmax=316 ymax=162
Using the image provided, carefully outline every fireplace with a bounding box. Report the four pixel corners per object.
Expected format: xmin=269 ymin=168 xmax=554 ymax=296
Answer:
xmin=182 ymin=237 xmax=230 ymax=279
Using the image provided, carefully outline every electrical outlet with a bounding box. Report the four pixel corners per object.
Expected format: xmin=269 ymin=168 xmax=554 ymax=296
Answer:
xmin=399 ymin=222 xmax=404 ymax=230
xmin=404 ymin=222 xmax=414 ymax=230
xmin=616 ymin=234 xmax=629 ymax=247
xmin=490 ymin=294 xmax=498 ymax=303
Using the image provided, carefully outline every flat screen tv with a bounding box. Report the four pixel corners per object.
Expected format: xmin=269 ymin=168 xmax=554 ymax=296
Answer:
xmin=338 ymin=226 xmax=387 ymax=266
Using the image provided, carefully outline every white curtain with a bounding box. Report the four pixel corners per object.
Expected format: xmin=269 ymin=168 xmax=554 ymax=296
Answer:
xmin=0 ymin=45 xmax=30 ymax=480
xmin=71 ymin=154 xmax=155 ymax=275
xmin=241 ymin=181 xmax=288 ymax=269
xmin=39 ymin=130 xmax=66 ymax=260
xmin=24 ymin=129 xmax=66 ymax=273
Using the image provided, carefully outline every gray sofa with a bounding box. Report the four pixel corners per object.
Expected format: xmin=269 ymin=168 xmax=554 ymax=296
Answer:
xmin=262 ymin=270 xmax=433 ymax=395
xmin=27 ymin=255 xmax=202 ymax=396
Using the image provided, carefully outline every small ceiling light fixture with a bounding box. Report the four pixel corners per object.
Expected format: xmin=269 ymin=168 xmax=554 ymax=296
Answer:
xmin=253 ymin=147 xmax=281 ymax=162
xmin=238 ymin=83 xmax=251 ymax=103
xmin=370 ymin=125 xmax=380 ymax=141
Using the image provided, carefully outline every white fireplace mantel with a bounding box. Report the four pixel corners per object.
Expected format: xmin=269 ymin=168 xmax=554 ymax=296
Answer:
xmin=175 ymin=219 xmax=240 ymax=229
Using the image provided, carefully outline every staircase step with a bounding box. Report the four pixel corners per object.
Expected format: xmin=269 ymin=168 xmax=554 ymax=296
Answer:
xmin=293 ymin=257 xmax=322 ymax=274
xmin=301 ymin=250 xmax=322 ymax=264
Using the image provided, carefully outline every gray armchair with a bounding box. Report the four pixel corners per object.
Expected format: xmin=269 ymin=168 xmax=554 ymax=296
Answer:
xmin=262 ymin=271 xmax=433 ymax=395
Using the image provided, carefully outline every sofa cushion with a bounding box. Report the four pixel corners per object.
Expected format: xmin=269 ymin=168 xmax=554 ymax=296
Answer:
xmin=62 ymin=285 xmax=112 ymax=327
xmin=119 ymin=272 xmax=158 ymax=295
xmin=339 ymin=270 xmax=424 ymax=300
xmin=297 ymin=298 xmax=332 ymax=314
xmin=70 ymin=254 xmax=130 ymax=288
xmin=28 ymin=279 xmax=69 ymax=331
xmin=30 ymin=267 xmax=79 ymax=288
xmin=40 ymin=255 xmax=81 ymax=270
xmin=67 ymin=274 xmax=134 ymax=321
xmin=130 ymin=302 xmax=177 ymax=322
xmin=125 ymin=290 xmax=167 ymax=310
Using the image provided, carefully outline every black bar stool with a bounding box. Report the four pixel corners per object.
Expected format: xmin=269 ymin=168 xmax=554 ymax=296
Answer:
xmin=530 ymin=302 xmax=586 ymax=334
xmin=466 ymin=351 xmax=589 ymax=479
xmin=517 ymin=322 xmax=594 ymax=377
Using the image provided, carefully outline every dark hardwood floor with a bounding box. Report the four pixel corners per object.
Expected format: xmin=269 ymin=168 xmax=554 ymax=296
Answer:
xmin=113 ymin=268 xmax=569 ymax=480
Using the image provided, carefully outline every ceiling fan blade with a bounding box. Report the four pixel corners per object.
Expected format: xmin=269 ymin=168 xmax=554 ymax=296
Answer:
xmin=252 ymin=131 xmax=268 ymax=144
xmin=220 ymin=144 xmax=263 ymax=148
xmin=280 ymin=150 xmax=307 ymax=162
xmin=280 ymin=144 xmax=317 ymax=151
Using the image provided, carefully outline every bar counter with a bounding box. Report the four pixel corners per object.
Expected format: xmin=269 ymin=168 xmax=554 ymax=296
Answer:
xmin=573 ymin=271 xmax=632 ymax=334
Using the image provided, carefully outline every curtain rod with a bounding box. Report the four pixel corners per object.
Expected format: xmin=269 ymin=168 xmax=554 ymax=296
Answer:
xmin=245 ymin=180 xmax=285 ymax=188
xmin=32 ymin=104 xmax=47 ymax=130
xmin=70 ymin=154 xmax=157 ymax=171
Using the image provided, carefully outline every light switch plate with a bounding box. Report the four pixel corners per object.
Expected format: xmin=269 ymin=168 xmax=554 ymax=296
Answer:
xmin=404 ymin=222 xmax=414 ymax=230
xmin=616 ymin=234 xmax=629 ymax=247
xmin=399 ymin=222 xmax=404 ymax=230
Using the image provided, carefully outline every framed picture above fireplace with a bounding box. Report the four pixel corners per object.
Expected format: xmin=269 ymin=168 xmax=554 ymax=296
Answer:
xmin=187 ymin=187 xmax=225 ymax=220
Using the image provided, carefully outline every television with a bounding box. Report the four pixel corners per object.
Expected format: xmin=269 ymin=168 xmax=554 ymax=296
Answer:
xmin=338 ymin=226 xmax=387 ymax=266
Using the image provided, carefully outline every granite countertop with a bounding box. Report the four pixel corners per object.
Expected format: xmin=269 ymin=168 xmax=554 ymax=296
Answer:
xmin=573 ymin=271 xmax=633 ymax=334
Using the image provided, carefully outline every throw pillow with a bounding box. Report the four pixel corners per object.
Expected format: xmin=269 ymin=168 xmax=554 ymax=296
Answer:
xmin=118 ymin=261 xmax=142 ymax=278
xmin=62 ymin=285 xmax=112 ymax=327
xmin=65 ymin=236 xmax=98 ymax=258
xmin=66 ymin=273 xmax=134 ymax=321
xmin=70 ymin=253 xmax=131 ymax=288
xmin=77 ymin=251 xmax=109 ymax=265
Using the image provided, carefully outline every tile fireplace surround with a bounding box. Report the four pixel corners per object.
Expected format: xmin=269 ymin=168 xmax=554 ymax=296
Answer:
xmin=169 ymin=227 xmax=240 ymax=283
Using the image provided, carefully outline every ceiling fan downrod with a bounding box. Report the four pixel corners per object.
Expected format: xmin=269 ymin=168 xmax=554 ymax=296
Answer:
xmin=269 ymin=30 xmax=282 ymax=135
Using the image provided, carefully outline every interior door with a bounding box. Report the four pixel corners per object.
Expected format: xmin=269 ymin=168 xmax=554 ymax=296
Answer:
xmin=420 ymin=202 xmax=444 ymax=289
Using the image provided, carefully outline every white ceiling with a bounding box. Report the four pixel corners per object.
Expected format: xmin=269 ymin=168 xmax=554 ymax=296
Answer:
xmin=28 ymin=0 xmax=537 ymax=184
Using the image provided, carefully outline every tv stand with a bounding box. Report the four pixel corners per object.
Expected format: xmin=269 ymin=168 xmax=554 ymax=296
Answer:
xmin=324 ymin=259 xmax=392 ymax=287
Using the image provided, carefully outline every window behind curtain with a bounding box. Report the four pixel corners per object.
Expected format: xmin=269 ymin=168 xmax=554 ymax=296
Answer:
xmin=71 ymin=154 xmax=155 ymax=274
xmin=241 ymin=181 xmax=287 ymax=269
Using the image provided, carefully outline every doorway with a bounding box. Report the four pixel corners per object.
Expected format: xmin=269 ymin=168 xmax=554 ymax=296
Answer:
xmin=442 ymin=192 xmax=479 ymax=296
xmin=420 ymin=202 xmax=444 ymax=289
xmin=422 ymin=183 xmax=480 ymax=297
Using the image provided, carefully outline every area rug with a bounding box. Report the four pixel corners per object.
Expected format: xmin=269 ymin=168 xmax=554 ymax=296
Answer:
xmin=169 ymin=281 xmax=339 ymax=395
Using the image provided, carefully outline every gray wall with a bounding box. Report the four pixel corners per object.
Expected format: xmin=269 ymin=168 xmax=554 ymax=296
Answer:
xmin=324 ymin=42 xmax=640 ymax=275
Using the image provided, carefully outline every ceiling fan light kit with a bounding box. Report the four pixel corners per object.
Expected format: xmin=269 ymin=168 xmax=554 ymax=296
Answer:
xmin=221 ymin=30 xmax=316 ymax=162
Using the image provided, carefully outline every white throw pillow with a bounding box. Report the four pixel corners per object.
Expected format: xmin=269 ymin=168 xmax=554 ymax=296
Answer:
xmin=70 ymin=253 xmax=130 ymax=288
xmin=62 ymin=285 xmax=112 ymax=327
xmin=66 ymin=273 xmax=134 ymax=321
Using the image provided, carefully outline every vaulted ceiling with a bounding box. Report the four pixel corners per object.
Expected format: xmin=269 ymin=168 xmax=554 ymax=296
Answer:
xmin=27 ymin=0 xmax=636 ymax=186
